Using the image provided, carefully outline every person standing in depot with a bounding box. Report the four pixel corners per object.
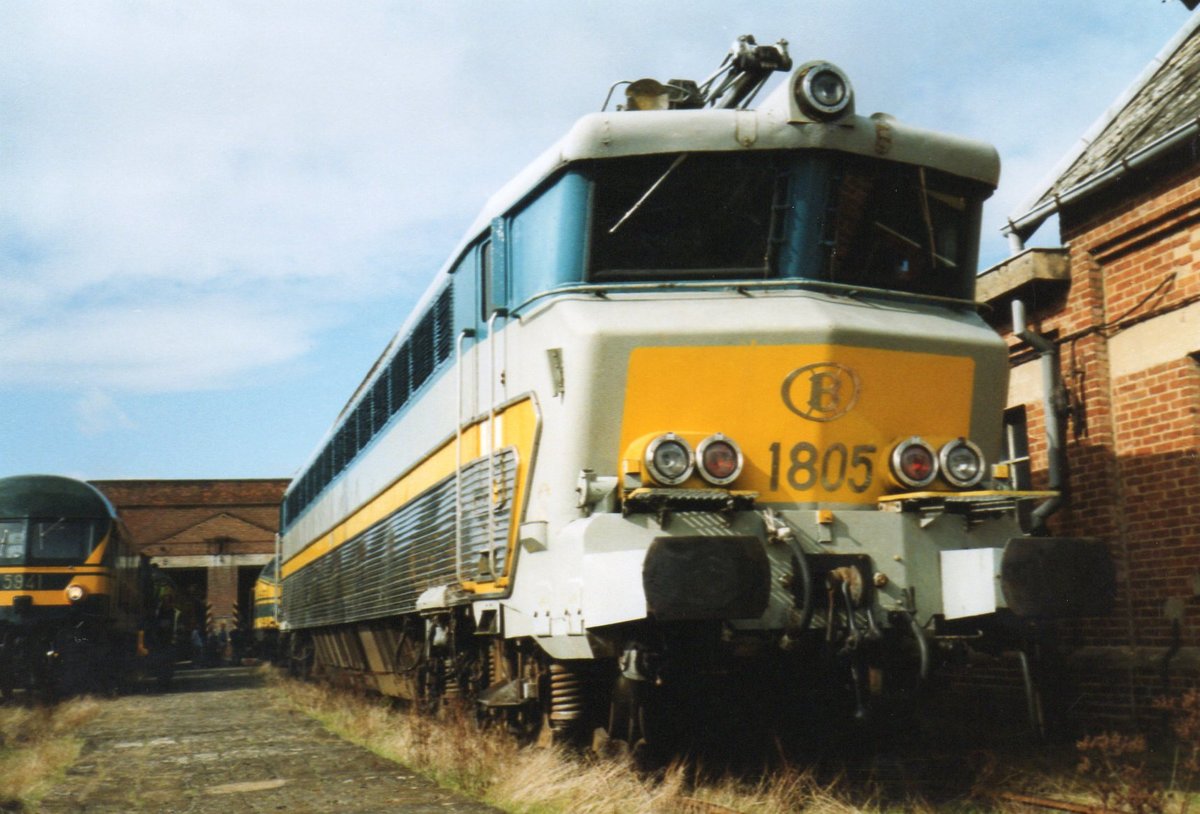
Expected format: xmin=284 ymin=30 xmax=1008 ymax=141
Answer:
xmin=217 ymin=622 xmax=231 ymax=665
xmin=190 ymin=627 xmax=204 ymax=665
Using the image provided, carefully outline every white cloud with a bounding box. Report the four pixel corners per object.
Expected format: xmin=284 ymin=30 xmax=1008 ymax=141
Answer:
xmin=0 ymin=297 xmax=314 ymax=392
xmin=74 ymin=389 xmax=135 ymax=436
xmin=0 ymin=0 xmax=1190 ymax=397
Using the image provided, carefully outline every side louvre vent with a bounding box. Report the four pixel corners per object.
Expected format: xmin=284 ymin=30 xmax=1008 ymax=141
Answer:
xmin=411 ymin=312 xmax=435 ymax=390
xmin=435 ymin=287 xmax=454 ymax=364
xmin=285 ymin=448 xmax=517 ymax=626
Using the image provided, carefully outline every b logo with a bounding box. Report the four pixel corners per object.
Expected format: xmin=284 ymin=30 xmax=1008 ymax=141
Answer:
xmin=781 ymin=363 xmax=860 ymax=422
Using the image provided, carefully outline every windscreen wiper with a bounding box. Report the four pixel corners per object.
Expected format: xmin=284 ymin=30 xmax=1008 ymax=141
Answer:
xmin=608 ymin=154 xmax=689 ymax=235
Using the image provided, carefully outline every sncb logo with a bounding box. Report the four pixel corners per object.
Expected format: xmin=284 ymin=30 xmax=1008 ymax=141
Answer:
xmin=781 ymin=363 xmax=860 ymax=422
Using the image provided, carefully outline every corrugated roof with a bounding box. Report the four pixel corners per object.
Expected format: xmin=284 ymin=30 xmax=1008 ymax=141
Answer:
xmin=1008 ymin=10 xmax=1200 ymax=234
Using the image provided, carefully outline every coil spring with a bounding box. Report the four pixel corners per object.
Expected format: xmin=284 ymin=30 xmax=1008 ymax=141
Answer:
xmin=487 ymin=643 xmax=506 ymax=686
xmin=442 ymin=657 xmax=460 ymax=700
xmin=548 ymin=662 xmax=586 ymax=724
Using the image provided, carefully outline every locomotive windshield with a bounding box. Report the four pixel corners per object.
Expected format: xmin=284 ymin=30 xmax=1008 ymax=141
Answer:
xmin=590 ymin=152 xmax=779 ymax=280
xmin=258 ymin=557 xmax=279 ymax=583
xmin=585 ymin=151 xmax=985 ymax=299
xmin=0 ymin=520 xmax=25 ymax=564
xmin=819 ymin=158 xmax=980 ymax=298
xmin=0 ymin=518 xmax=98 ymax=565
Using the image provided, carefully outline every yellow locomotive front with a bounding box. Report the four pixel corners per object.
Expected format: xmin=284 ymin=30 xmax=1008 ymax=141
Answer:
xmin=0 ymin=475 xmax=146 ymax=697
xmin=252 ymin=555 xmax=281 ymax=661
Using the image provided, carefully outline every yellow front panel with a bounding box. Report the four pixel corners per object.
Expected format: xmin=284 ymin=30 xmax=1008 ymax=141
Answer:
xmin=0 ymin=569 xmax=113 ymax=607
xmin=253 ymin=583 xmax=281 ymax=629
xmin=621 ymin=344 xmax=974 ymax=503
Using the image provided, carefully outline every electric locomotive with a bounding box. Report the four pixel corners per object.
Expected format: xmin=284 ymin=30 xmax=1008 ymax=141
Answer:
xmin=252 ymin=555 xmax=281 ymax=660
xmin=0 ymin=474 xmax=167 ymax=697
xmin=278 ymin=37 xmax=1114 ymax=746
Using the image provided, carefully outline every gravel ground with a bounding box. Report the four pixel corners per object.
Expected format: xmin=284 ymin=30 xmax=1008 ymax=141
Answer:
xmin=36 ymin=666 xmax=504 ymax=814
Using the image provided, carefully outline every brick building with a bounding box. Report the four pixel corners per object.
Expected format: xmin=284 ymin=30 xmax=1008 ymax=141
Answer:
xmin=979 ymin=11 xmax=1200 ymax=725
xmin=90 ymin=479 xmax=288 ymax=636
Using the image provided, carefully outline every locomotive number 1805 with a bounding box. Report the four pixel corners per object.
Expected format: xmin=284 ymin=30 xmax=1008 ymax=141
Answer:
xmin=767 ymin=442 xmax=876 ymax=493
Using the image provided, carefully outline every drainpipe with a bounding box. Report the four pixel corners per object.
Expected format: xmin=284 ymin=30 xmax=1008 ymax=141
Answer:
xmin=1012 ymin=300 xmax=1065 ymax=532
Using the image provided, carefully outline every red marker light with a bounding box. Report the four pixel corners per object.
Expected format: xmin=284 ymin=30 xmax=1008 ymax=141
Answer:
xmin=891 ymin=437 xmax=938 ymax=488
xmin=697 ymin=434 xmax=743 ymax=486
xmin=900 ymin=446 xmax=934 ymax=481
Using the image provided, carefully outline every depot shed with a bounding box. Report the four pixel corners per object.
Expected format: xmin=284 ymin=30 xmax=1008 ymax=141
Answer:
xmin=90 ymin=479 xmax=288 ymax=635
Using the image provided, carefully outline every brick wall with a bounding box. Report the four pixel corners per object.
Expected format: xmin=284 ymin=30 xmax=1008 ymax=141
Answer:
xmin=206 ymin=563 xmax=240 ymax=633
xmin=997 ymin=156 xmax=1200 ymax=725
xmin=93 ymin=479 xmax=287 ymax=554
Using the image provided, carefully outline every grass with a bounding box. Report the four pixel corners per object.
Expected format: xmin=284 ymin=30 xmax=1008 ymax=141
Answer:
xmin=274 ymin=673 xmax=1200 ymax=813
xmin=6 ymin=667 xmax=1194 ymax=813
xmin=270 ymin=674 xmax=996 ymax=814
xmin=0 ymin=698 xmax=100 ymax=811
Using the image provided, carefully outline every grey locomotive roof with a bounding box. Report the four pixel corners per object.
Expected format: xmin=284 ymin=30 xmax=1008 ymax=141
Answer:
xmin=293 ymin=67 xmax=1002 ymax=480
xmin=466 ymin=75 xmax=999 ymax=248
xmin=1008 ymin=9 xmax=1200 ymax=237
xmin=0 ymin=474 xmax=118 ymax=520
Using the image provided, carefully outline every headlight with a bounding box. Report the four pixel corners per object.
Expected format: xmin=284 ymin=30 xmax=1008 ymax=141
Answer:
xmin=66 ymin=584 xmax=87 ymax=602
xmin=940 ymin=439 xmax=986 ymax=488
xmin=645 ymin=434 xmax=694 ymax=486
xmin=795 ymin=62 xmax=853 ymax=119
xmin=696 ymin=434 xmax=743 ymax=486
xmin=891 ymin=437 xmax=938 ymax=489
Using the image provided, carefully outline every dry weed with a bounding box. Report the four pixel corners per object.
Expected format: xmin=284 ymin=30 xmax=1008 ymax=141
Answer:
xmin=1076 ymin=731 xmax=1166 ymax=814
xmin=1064 ymin=690 xmax=1200 ymax=814
xmin=0 ymin=698 xmax=100 ymax=809
xmin=1155 ymin=689 xmax=1200 ymax=812
xmin=662 ymin=764 xmax=871 ymax=814
xmin=272 ymin=675 xmax=928 ymax=814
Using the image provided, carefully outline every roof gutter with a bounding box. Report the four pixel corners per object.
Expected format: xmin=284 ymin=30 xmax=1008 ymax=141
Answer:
xmin=1004 ymin=114 xmax=1200 ymax=250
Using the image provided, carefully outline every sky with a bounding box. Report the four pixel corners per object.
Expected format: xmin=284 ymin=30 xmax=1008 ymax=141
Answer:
xmin=1 ymin=1 xmax=1195 ymax=482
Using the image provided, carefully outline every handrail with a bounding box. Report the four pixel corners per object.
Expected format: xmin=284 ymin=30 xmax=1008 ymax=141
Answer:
xmin=454 ymin=328 xmax=476 ymax=584
xmin=485 ymin=309 xmax=508 ymax=579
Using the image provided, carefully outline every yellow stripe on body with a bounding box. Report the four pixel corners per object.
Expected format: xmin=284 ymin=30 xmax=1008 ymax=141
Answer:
xmin=254 ymin=582 xmax=280 ymax=602
xmin=0 ymin=572 xmax=114 ymax=607
xmin=622 ymin=344 xmax=975 ymax=504
xmin=0 ymin=530 xmax=115 ymax=608
xmin=282 ymin=398 xmax=539 ymax=592
xmin=84 ymin=535 xmax=110 ymax=566
xmin=253 ymin=584 xmax=280 ymax=629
